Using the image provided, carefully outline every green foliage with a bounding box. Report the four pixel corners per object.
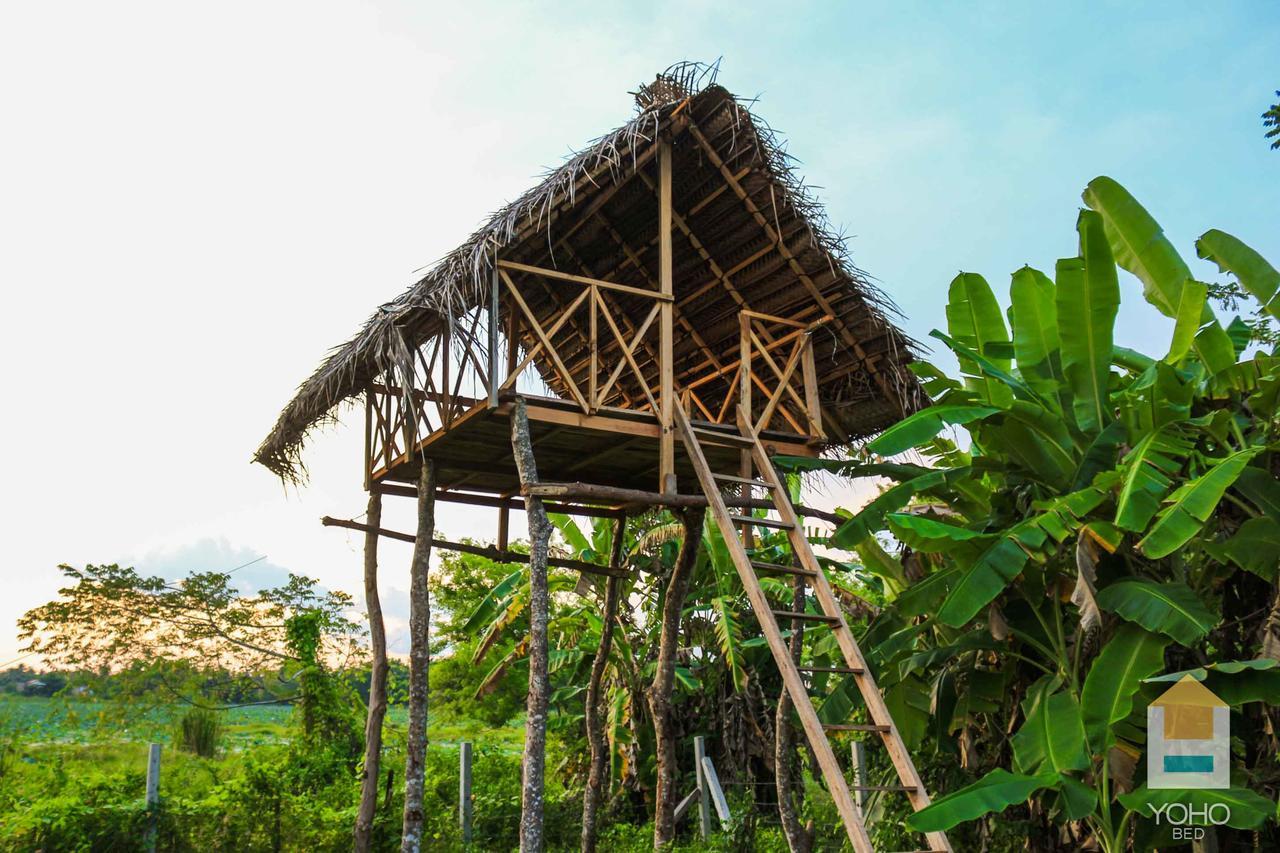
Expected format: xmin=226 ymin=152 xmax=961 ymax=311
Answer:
xmin=175 ymin=707 xmax=222 ymax=758
xmin=1263 ymin=91 xmax=1280 ymax=150
xmin=816 ymin=177 xmax=1280 ymax=850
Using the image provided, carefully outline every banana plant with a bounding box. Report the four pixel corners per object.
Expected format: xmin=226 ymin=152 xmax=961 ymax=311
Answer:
xmin=783 ymin=177 xmax=1280 ymax=850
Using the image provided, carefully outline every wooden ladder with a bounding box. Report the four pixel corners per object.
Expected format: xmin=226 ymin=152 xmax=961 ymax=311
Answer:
xmin=674 ymin=405 xmax=952 ymax=853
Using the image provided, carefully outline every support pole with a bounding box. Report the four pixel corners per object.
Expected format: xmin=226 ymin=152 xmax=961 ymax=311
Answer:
xmin=144 ymin=743 xmax=160 ymax=853
xmin=738 ymin=313 xmax=753 ymax=547
xmin=497 ymin=506 xmax=511 ymax=551
xmin=694 ymin=736 xmax=712 ymax=840
xmin=355 ymin=489 xmax=387 ymax=853
xmin=401 ymin=460 xmax=436 ymax=853
xmin=512 ymin=397 xmax=551 ymax=853
xmin=776 ymin=576 xmax=813 ymax=852
xmin=459 ymin=741 xmax=473 ymax=846
xmin=657 ymin=138 xmax=675 ymax=494
xmin=489 ymin=262 xmax=501 ymax=408
xmin=581 ymin=516 xmax=625 ymax=853
xmin=650 ymin=506 xmax=705 ymax=848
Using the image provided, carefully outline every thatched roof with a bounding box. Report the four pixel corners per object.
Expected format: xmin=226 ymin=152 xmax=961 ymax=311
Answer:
xmin=255 ymin=62 xmax=924 ymax=481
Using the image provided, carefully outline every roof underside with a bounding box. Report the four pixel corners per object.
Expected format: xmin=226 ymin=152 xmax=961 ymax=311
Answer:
xmin=255 ymin=62 xmax=924 ymax=480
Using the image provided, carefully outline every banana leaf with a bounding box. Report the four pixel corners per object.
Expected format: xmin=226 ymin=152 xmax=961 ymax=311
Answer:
xmin=1095 ymin=579 xmax=1218 ymax=645
xmin=1145 ymin=659 xmax=1280 ymax=705
xmin=867 ymin=403 xmax=1002 ymax=456
xmin=1058 ymin=211 xmax=1119 ymax=435
xmin=1113 ymin=425 xmax=1195 ymax=532
xmin=1080 ymin=623 xmax=1168 ymax=754
xmin=1164 ymin=279 xmax=1208 ymax=364
xmin=946 ymin=272 xmax=1014 ymax=407
xmin=1082 ymin=176 xmax=1196 ymax=320
xmin=1009 ymin=265 xmax=1065 ymax=406
xmin=907 ymin=768 xmax=1057 ymax=832
xmin=1011 ymin=675 xmax=1089 ymax=774
xmin=1138 ymin=446 xmax=1265 ymax=558
xmin=1197 ymin=228 xmax=1280 ymax=318
xmin=1204 ymin=516 xmax=1280 ymax=580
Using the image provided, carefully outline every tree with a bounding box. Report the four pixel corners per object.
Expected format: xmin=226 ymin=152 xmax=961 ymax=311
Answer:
xmin=648 ymin=506 xmax=704 ymax=848
xmin=1264 ymin=90 xmax=1280 ymax=150
xmin=18 ymin=563 xmax=362 ymax=711
xmin=805 ymin=177 xmax=1280 ymax=850
xmin=401 ymin=461 xmax=436 ymax=853
xmin=469 ymin=501 xmax=876 ymax=849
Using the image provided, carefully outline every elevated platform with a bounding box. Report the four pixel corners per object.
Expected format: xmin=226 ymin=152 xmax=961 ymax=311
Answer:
xmin=370 ymin=395 xmax=819 ymax=497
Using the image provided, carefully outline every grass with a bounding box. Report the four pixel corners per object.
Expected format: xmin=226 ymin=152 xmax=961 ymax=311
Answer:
xmin=1 ymin=694 xmax=526 ymax=783
xmin=4 ymin=696 xmax=294 ymax=746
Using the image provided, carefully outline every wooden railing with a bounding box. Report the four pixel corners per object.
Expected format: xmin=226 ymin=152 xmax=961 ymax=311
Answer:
xmin=365 ymin=303 xmax=494 ymax=480
xmin=683 ymin=310 xmax=829 ymax=440
xmin=365 ymin=264 xmax=830 ymax=483
xmin=494 ymin=260 xmax=670 ymax=415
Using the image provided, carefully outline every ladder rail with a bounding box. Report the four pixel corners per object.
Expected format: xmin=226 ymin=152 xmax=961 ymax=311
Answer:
xmin=673 ymin=406 xmax=876 ymax=853
xmin=735 ymin=405 xmax=953 ymax=853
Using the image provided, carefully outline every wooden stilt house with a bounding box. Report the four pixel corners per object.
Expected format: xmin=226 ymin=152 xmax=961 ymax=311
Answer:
xmin=255 ymin=62 xmax=948 ymax=853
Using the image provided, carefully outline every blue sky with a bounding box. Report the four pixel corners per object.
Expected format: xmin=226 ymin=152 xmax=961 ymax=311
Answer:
xmin=1 ymin=1 xmax=1276 ymax=663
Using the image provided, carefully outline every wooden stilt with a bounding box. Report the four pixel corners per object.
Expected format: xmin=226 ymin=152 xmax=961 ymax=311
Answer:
xmin=650 ymin=505 xmax=704 ymax=847
xmin=511 ymin=397 xmax=551 ymax=853
xmin=497 ymin=506 xmax=511 ymax=551
xmin=581 ymin=515 xmax=625 ymax=853
xmin=401 ymin=460 xmax=436 ymax=853
xmin=354 ymin=489 xmax=387 ymax=853
xmin=657 ymin=139 xmax=676 ymax=494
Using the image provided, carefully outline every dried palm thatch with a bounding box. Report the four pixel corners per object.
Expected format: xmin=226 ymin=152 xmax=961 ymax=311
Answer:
xmin=255 ymin=61 xmax=924 ymax=482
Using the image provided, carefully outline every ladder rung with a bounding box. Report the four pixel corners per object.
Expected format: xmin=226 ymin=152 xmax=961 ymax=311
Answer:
xmin=712 ymin=472 xmax=769 ymax=488
xmin=852 ymin=785 xmax=921 ymax=793
xmin=691 ymin=426 xmax=754 ymax=447
xmin=772 ymin=610 xmax=839 ymax=624
xmin=821 ymin=723 xmax=886 ymax=732
xmin=728 ymin=514 xmax=793 ymax=529
xmin=750 ymin=561 xmax=817 ymax=578
xmin=800 ymin=665 xmax=863 ymax=675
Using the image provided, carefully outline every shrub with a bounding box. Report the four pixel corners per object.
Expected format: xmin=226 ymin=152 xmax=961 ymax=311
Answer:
xmin=175 ymin=707 xmax=222 ymax=758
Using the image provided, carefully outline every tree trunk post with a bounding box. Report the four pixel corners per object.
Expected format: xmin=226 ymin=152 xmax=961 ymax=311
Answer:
xmin=582 ymin=516 xmax=626 ymax=853
xmin=776 ymin=575 xmax=814 ymax=852
xmin=401 ymin=459 xmax=436 ymax=853
xmin=355 ymin=489 xmax=387 ymax=853
xmin=512 ymin=397 xmax=552 ymax=853
xmin=649 ymin=506 xmax=705 ymax=849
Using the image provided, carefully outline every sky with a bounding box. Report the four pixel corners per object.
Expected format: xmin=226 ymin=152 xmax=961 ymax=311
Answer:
xmin=2 ymin=1 xmax=1276 ymax=664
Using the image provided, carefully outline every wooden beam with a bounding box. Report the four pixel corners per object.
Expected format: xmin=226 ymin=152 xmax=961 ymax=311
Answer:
xmin=595 ymin=212 xmax=724 ymax=375
xmin=321 ymin=516 xmax=628 ymax=579
xmin=685 ymin=116 xmax=904 ymax=412
xmin=372 ymin=483 xmax=626 ymax=520
xmin=500 ymin=269 xmax=590 ymax=411
xmin=498 ymin=259 xmax=671 ymax=302
xmin=488 ymin=262 xmax=500 ymax=407
xmin=658 ymin=139 xmax=675 ymax=495
xmin=802 ymin=337 xmax=826 ymax=441
xmin=525 ymin=481 xmax=846 ymax=526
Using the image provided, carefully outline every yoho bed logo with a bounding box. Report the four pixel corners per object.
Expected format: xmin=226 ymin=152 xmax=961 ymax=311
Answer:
xmin=1147 ymin=674 xmax=1229 ymax=790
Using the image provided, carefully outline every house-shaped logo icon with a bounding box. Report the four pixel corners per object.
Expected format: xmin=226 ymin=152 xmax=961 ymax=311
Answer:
xmin=1147 ymin=675 xmax=1229 ymax=789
